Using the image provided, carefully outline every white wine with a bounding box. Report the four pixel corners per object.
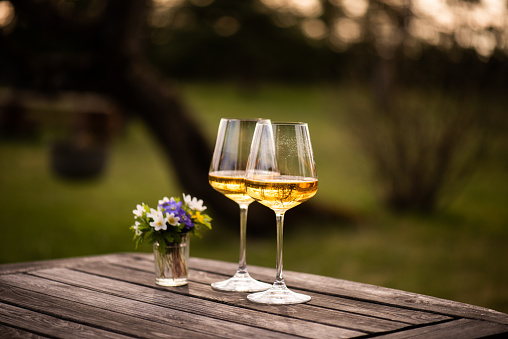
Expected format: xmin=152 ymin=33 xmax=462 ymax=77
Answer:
xmin=209 ymin=170 xmax=255 ymax=204
xmin=245 ymin=176 xmax=318 ymax=211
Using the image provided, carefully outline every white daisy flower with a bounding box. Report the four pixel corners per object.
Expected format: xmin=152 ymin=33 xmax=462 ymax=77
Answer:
xmin=166 ymin=213 xmax=180 ymax=226
xmin=132 ymin=204 xmax=145 ymax=217
xmin=183 ymin=194 xmax=207 ymax=212
xmin=133 ymin=221 xmax=142 ymax=236
xmin=148 ymin=207 xmax=168 ymax=231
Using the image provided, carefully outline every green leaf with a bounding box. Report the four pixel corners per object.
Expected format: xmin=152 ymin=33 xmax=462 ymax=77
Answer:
xmin=158 ymin=238 xmax=166 ymax=255
xmin=163 ymin=232 xmax=175 ymax=244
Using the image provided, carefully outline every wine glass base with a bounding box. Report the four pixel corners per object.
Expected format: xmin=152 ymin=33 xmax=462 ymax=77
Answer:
xmin=247 ymin=285 xmax=311 ymax=305
xmin=211 ymin=271 xmax=271 ymax=292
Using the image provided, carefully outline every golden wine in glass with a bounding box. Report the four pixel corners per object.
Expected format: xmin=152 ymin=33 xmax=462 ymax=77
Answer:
xmin=208 ymin=118 xmax=272 ymax=292
xmin=245 ymin=121 xmax=318 ymax=304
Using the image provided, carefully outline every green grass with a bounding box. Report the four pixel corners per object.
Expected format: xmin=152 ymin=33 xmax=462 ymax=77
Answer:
xmin=1 ymin=82 xmax=507 ymax=313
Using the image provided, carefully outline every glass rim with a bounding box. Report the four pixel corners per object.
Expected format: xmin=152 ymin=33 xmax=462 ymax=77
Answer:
xmin=269 ymin=121 xmax=308 ymax=126
xmin=220 ymin=118 xmax=270 ymax=122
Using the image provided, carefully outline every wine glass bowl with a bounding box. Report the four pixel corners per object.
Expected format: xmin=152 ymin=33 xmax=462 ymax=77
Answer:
xmin=208 ymin=171 xmax=255 ymax=205
xmin=208 ymin=118 xmax=272 ymax=292
xmin=245 ymin=177 xmax=318 ymax=212
xmin=245 ymin=121 xmax=318 ymax=304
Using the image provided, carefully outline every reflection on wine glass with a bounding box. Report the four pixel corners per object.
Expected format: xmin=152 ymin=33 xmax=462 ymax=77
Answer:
xmin=208 ymin=118 xmax=272 ymax=292
xmin=245 ymin=121 xmax=318 ymax=304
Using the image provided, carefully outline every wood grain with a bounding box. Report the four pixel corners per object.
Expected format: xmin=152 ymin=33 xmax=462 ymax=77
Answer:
xmin=1 ymin=253 xmax=507 ymax=339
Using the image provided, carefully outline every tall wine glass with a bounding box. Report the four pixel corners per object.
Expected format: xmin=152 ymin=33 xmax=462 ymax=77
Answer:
xmin=208 ymin=118 xmax=272 ymax=292
xmin=245 ymin=121 xmax=318 ymax=304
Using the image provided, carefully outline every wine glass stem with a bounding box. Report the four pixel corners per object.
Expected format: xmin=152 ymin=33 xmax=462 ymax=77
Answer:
xmin=237 ymin=204 xmax=249 ymax=274
xmin=275 ymin=211 xmax=286 ymax=287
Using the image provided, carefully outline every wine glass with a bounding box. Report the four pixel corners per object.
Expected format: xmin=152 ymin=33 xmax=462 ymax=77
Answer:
xmin=245 ymin=121 xmax=318 ymax=304
xmin=208 ymin=118 xmax=272 ymax=292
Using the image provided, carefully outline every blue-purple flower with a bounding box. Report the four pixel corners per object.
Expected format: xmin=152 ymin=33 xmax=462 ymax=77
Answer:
xmin=159 ymin=197 xmax=194 ymax=230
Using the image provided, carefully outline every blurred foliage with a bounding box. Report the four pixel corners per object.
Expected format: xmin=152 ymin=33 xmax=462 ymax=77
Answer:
xmin=148 ymin=0 xmax=342 ymax=82
xmin=144 ymin=0 xmax=508 ymax=91
xmin=2 ymin=0 xmax=506 ymax=89
xmin=342 ymin=86 xmax=506 ymax=212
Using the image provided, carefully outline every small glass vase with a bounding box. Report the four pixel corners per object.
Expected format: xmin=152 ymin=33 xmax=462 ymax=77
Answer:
xmin=153 ymin=234 xmax=189 ymax=286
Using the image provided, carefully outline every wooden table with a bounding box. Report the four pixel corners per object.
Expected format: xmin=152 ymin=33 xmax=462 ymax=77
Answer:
xmin=1 ymin=253 xmax=507 ymax=338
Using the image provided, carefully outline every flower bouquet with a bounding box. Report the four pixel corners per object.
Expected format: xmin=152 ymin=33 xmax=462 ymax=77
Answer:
xmin=131 ymin=194 xmax=212 ymax=286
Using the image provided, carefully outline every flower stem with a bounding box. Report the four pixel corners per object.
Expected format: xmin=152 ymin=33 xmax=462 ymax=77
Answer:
xmin=170 ymin=243 xmax=187 ymax=279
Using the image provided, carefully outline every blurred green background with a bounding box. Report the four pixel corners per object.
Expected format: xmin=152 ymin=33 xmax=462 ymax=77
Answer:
xmin=1 ymin=0 xmax=507 ymax=314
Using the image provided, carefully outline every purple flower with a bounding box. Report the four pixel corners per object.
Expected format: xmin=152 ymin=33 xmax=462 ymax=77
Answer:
xmin=159 ymin=198 xmax=182 ymax=213
xmin=158 ymin=198 xmax=194 ymax=229
xmin=179 ymin=212 xmax=195 ymax=229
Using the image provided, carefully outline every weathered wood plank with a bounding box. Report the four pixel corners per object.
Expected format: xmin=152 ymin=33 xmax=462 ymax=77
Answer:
xmin=109 ymin=253 xmax=508 ymax=325
xmin=0 ymin=302 xmax=132 ymax=339
xmin=0 ymin=284 xmax=217 ymax=338
xmin=1 ymin=273 xmax=346 ymax=339
xmin=374 ymin=319 xmax=508 ymax=338
xmin=188 ymin=257 xmax=508 ymax=325
xmin=74 ymin=260 xmax=450 ymax=330
xmin=31 ymin=267 xmax=369 ymax=338
xmin=0 ymin=324 xmax=50 ymax=338
xmin=2 ymin=253 xmax=507 ymax=339
xmin=91 ymin=254 xmax=452 ymax=325
xmin=189 ymin=267 xmax=451 ymax=325
xmin=0 ymin=253 xmax=126 ymax=275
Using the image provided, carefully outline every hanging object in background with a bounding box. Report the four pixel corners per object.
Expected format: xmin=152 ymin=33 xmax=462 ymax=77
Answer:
xmin=49 ymin=94 xmax=122 ymax=180
xmin=50 ymin=112 xmax=110 ymax=179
